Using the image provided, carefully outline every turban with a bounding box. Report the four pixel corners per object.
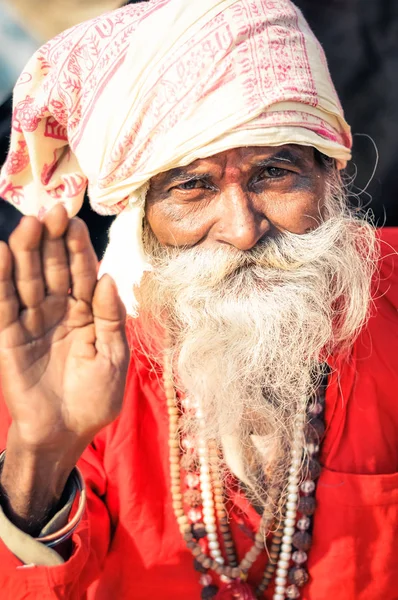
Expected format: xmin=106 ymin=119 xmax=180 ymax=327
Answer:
xmin=0 ymin=0 xmax=352 ymax=313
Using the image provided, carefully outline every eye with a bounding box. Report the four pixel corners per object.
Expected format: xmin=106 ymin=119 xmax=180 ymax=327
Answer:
xmin=174 ymin=178 xmax=214 ymax=191
xmin=258 ymin=166 xmax=288 ymax=179
xmin=178 ymin=179 xmax=203 ymax=190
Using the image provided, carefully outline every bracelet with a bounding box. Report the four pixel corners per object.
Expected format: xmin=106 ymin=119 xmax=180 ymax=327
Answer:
xmin=0 ymin=450 xmax=86 ymax=548
xmin=36 ymin=466 xmax=86 ymax=547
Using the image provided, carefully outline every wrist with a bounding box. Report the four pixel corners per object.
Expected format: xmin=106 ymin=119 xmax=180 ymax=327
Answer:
xmin=0 ymin=429 xmax=80 ymax=535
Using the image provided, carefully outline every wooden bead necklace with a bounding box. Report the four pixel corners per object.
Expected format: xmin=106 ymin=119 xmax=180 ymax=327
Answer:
xmin=163 ymin=353 xmax=327 ymax=600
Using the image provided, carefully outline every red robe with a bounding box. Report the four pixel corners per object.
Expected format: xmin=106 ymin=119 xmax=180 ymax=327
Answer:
xmin=0 ymin=228 xmax=397 ymax=600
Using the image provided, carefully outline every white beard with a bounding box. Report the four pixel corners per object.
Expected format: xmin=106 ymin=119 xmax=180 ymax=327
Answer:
xmin=136 ymin=180 xmax=377 ymax=503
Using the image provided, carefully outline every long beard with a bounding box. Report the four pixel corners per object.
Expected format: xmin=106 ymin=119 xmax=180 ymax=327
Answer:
xmin=136 ymin=180 xmax=378 ymax=504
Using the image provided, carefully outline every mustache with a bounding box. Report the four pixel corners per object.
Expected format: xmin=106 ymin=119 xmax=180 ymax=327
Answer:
xmin=142 ymin=216 xmax=349 ymax=289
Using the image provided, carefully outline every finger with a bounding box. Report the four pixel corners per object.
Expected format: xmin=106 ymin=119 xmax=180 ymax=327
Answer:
xmin=8 ymin=216 xmax=45 ymax=308
xmin=92 ymin=274 xmax=128 ymax=365
xmin=41 ymin=204 xmax=70 ymax=296
xmin=0 ymin=241 xmax=20 ymax=330
xmin=66 ymin=218 xmax=98 ymax=304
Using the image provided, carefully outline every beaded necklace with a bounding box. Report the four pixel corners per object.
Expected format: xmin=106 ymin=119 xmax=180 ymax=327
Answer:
xmin=163 ymin=354 xmax=326 ymax=600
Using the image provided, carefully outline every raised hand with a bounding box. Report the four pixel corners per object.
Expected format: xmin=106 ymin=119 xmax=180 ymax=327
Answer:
xmin=0 ymin=205 xmax=129 ymax=533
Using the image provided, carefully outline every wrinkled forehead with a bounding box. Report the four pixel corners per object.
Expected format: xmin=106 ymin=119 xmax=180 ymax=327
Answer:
xmin=149 ymin=144 xmax=330 ymax=187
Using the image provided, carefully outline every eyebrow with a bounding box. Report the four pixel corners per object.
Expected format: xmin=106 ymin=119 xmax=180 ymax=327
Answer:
xmin=161 ymin=148 xmax=304 ymax=186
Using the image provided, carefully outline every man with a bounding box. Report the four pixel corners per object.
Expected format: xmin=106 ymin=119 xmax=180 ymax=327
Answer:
xmin=0 ymin=1 xmax=397 ymax=599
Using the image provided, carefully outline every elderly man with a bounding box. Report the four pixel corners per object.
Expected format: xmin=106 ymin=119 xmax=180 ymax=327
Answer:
xmin=0 ymin=1 xmax=397 ymax=599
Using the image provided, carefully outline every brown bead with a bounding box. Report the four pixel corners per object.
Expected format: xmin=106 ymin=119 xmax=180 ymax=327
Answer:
xmin=179 ymin=522 xmax=191 ymax=535
xmin=307 ymin=458 xmax=322 ymax=480
xmin=246 ymin=547 xmax=260 ymax=562
xmin=231 ymin=567 xmax=241 ymax=579
xmin=176 ymin=515 xmax=188 ymax=525
xmin=184 ymin=489 xmax=202 ymax=507
xmin=193 ymin=558 xmax=208 ymax=573
xmin=288 ymin=566 xmax=309 ymax=587
xmin=192 ymin=523 xmax=207 ymax=540
xmin=298 ymin=495 xmax=316 ymax=516
xmin=202 ymin=557 xmax=212 ymax=569
xmin=201 ymin=585 xmax=219 ymax=599
xmin=305 ymin=418 xmax=325 ymax=442
xmin=292 ymin=531 xmax=312 ymax=552
xmin=223 ymin=566 xmax=233 ymax=579
xmin=240 ymin=559 xmax=252 ymax=570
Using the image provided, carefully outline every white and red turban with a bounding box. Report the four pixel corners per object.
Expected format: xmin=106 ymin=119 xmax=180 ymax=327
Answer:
xmin=0 ymin=0 xmax=352 ymax=312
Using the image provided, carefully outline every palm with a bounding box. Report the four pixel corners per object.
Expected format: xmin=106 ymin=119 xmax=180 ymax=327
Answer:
xmin=0 ymin=205 xmax=129 ymax=449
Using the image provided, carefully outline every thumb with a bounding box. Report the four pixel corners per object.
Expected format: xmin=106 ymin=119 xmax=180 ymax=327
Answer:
xmin=92 ymin=274 xmax=128 ymax=362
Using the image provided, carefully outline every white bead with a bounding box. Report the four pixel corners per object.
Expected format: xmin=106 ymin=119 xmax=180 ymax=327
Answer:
xmin=281 ymin=543 xmax=292 ymax=553
xmin=284 ymin=518 xmax=296 ymax=527
xmin=275 ymin=576 xmax=287 ymax=586
xmin=277 ymin=559 xmax=290 ymax=569
xmin=287 ymin=484 xmax=299 ymax=493
xmin=198 ymin=447 xmax=207 ymax=456
xmin=285 ymin=510 xmax=297 ymax=519
xmin=206 ymin=524 xmax=217 ymax=533
xmin=286 ymin=501 xmax=297 ymax=511
xmin=280 ymin=551 xmax=291 ymax=561
xmin=215 ymin=556 xmax=224 ymax=564
xmin=275 ymin=585 xmax=286 ymax=595
xmin=287 ymin=493 xmax=298 ymax=502
xmin=283 ymin=526 xmax=296 ymax=536
xmin=273 ymin=594 xmax=285 ymax=600
xmin=282 ymin=535 xmax=293 ymax=545
xmin=207 ymin=533 xmax=218 ymax=542
xmin=202 ymin=506 xmax=215 ymax=515
xmin=203 ymin=516 xmax=216 ymax=525
xmin=202 ymin=499 xmax=214 ymax=509
xmin=276 ymin=567 xmax=288 ymax=578
xmin=208 ymin=541 xmax=220 ymax=551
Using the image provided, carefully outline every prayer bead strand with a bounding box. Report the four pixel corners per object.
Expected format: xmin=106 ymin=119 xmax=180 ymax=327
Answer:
xmin=164 ymin=354 xmax=328 ymax=599
xmin=208 ymin=440 xmax=238 ymax=568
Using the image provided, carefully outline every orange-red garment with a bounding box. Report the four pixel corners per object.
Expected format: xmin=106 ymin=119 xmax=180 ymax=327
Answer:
xmin=0 ymin=229 xmax=397 ymax=600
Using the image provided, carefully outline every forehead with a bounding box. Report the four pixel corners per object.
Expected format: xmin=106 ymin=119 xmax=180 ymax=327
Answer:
xmin=152 ymin=144 xmax=316 ymax=184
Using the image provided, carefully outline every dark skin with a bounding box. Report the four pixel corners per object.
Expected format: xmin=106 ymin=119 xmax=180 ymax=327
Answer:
xmin=146 ymin=145 xmax=326 ymax=250
xmin=0 ymin=145 xmax=327 ymax=535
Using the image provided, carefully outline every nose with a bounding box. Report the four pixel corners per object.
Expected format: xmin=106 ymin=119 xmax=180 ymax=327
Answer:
xmin=214 ymin=185 xmax=270 ymax=251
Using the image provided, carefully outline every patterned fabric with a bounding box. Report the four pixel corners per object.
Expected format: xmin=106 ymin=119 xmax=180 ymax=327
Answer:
xmin=0 ymin=0 xmax=352 ymax=309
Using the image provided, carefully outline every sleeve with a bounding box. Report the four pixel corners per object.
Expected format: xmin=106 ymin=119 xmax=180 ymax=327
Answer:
xmin=0 ymin=396 xmax=112 ymax=599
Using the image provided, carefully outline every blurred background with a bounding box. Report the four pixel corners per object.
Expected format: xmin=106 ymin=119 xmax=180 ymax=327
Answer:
xmin=0 ymin=0 xmax=397 ymax=257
